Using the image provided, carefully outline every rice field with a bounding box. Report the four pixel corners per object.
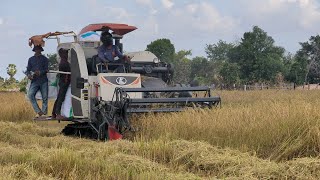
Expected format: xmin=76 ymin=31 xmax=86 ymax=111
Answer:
xmin=1 ymin=90 xmax=320 ymax=179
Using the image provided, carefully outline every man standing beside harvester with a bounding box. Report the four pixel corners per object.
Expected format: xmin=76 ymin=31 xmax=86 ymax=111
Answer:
xmin=26 ymin=45 xmax=49 ymax=117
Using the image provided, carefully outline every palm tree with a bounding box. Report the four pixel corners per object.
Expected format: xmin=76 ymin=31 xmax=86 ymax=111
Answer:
xmin=7 ymin=64 xmax=17 ymax=80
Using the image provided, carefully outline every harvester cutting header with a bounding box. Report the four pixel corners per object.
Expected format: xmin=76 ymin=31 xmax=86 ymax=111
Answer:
xmin=28 ymin=23 xmax=221 ymax=140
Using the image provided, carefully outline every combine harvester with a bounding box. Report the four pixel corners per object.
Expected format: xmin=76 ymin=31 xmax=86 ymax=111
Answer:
xmin=30 ymin=23 xmax=221 ymax=140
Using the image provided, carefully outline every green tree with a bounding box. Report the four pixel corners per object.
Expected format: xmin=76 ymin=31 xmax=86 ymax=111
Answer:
xmin=282 ymin=53 xmax=294 ymax=79
xmin=219 ymin=62 xmax=240 ymax=87
xmin=190 ymin=56 xmax=209 ymax=80
xmin=286 ymin=52 xmax=308 ymax=85
xmin=205 ymin=40 xmax=236 ymax=84
xmin=174 ymin=50 xmax=192 ymax=62
xmin=47 ymin=53 xmax=58 ymax=70
xmin=172 ymin=50 xmax=192 ymax=84
xmin=296 ymin=35 xmax=320 ymax=84
xmin=205 ymin=40 xmax=235 ymax=62
xmin=146 ymin=39 xmax=175 ymax=63
xmin=6 ymin=64 xmax=17 ymax=81
xmin=190 ymin=56 xmax=217 ymax=84
xmin=0 ymin=76 xmax=4 ymax=87
xmin=19 ymin=76 xmax=28 ymax=92
xmin=230 ymin=26 xmax=285 ymax=83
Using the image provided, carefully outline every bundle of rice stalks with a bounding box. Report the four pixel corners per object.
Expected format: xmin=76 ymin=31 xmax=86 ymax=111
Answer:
xmin=166 ymin=140 xmax=285 ymax=179
xmin=0 ymin=93 xmax=34 ymax=122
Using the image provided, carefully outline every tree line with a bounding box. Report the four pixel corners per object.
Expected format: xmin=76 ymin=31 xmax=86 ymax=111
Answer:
xmin=146 ymin=26 xmax=320 ymax=87
xmin=2 ymin=25 xmax=319 ymax=90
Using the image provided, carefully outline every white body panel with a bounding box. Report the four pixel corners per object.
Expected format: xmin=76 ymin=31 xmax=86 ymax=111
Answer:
xmin=125 ymin=51 xmax=158 ymax=63
xmin=97 ymin=73 xmax=142 ymax=101
xmin=78 ymin=41 xmax=101 ymax=59
xmin=70 ymin=43 xmax=89 ymax=118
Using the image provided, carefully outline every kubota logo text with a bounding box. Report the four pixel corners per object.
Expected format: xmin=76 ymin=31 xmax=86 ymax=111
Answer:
xmin=116 ymin=77 xmax=127 ymax=85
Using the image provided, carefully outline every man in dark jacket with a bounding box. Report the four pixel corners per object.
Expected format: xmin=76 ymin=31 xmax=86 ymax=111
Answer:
xmin=26 ymin=45 xmax=49 ymax=117
xmin=97 ymin=31 xmax=130 ymax=73
xmin=98 ymin=31 xmax=124 ymax=63
xmin=52 ymin=48 xmax=71 ymax=119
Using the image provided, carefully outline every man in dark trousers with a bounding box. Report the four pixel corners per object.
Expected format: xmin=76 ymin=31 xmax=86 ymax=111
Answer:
xmin=52 ymin=48 xmax=71 ymax=119
xmin=26 ymin=45 xmax=49 ymax=117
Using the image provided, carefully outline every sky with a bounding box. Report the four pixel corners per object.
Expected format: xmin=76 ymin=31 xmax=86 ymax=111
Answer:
xmin=1 ymin=0 xmax=320 ymax=79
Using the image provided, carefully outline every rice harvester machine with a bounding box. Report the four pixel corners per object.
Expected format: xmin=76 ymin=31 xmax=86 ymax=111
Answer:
xmin=30 ymin=23 xmax=221 ymax=140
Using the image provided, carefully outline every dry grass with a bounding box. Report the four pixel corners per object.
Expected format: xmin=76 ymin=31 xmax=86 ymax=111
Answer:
xmin=1 ymin=90 xmax=320 ymax=179
xmin=137 ymin=90 xmax=320 ymax=161
xmin=0 ymin=93 xmax=34 ymax=122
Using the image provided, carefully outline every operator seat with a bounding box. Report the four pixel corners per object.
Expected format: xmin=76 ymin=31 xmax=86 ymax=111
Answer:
xmin=90 ymin=55 xmax=127 ymax=74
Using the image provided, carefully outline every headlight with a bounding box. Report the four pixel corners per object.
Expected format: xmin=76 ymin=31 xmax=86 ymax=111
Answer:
xmin=153 ymin=58 xmax=160 ymax=64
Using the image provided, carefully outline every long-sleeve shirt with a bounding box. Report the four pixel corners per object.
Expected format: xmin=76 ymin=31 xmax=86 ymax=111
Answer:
xmin=59 ymin=59 xmax=71 ymax=84
xmin=26 ymin=55 xmax=48 ymax=84
xmin=97 ymin=45 xmax=124 ymax=63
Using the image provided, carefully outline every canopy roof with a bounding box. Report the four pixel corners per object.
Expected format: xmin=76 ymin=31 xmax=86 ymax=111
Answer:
xmin=79 ymin=23 xmax=137 ymax=36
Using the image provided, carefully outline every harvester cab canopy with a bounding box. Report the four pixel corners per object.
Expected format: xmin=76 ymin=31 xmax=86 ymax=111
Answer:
xmin=78 ymin=23 xmax=137 ymax=51
xmin=79 ymin=23 xmax=137 ymax=36
xmin=77 ymin=23 xmax=139 ymax=69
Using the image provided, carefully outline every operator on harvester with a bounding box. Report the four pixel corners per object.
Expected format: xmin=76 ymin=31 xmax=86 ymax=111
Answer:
xmin=97 ymin=31 xmax=130 ymax=73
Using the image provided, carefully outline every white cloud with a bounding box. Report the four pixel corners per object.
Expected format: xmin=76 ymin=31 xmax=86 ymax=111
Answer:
xmin=150 ymin=9 xmax=158 ymax=15
xmin=135 ymin=0 xmax=158 ymax=15
xmin=0 ymin=17 xmax=26 ymax=38
xmin=135 ymin=0 xmax=152 ymax=6
xmin=240 ymin=0 xmax=320 ymax=30
xmin=186 ymin=4 xmax=198 ymax=13
xmin=0 ymin=17 xmax=29 ymax=79
xmin=84 ymin=1 xmax=135 ymax=23
xmin=148 ymin=19 xmax=159 ymax=35
xmin=297 ymin=0 xmax=320 ymax=28
xmin=161 ymin=0 xmax=174 ymax=9
xmin=103 ymin=6 xmax=133 ymax=20
xmin=168 ymin=2 xmax=237 ymax=34
xmin=136 ymin=16 xmax=159 ymax=36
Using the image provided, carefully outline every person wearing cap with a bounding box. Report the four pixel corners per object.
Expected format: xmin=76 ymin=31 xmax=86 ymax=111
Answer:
xmin=26 ymin=45 xmax=49 ymax=117
xmin=52 ymin=48 xmax=71 ymax=119
xmin=97 ymin=31 xmax=130 ymax=72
